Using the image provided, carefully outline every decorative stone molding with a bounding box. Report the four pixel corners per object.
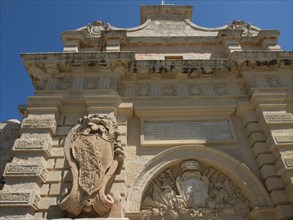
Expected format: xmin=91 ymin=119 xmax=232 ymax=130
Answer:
xmin=22 ymin=118 xmax=55 ymax=128
xmin=119 ymin=81 xmax=246 ymax=97
xmin=0 ymin=192 xmax=40 ymax=211
xmin=213 ymin=83 xmax=230 ymax=95
xmin=141 ymin=160 xmax=251 ymax=219
xmin=21 ymin=115 xmax=57 ymax=136
xmin=227 ymin=20 xmax=259 ymax=37
xmin=3 ymin=164 xmax=47 ymax=184
xmin=86 ymin=21 xmax=110 ymax=37
xmin=264 ymin=75 xmax=283 ymax=87
xmin=0 ymin=120 xmax=21 ymax=187
xmin=58 ymin=114 xmax=124 ymax=217
xmin=275 ymin=135 xmax=293 ymax=144
xmin=84 ymin=77 xmax=100 ymax=90
xmin=284 ymin=158 xmax=293 ymax=168
xmin=13 ymin=134 xmax=52 ymax=159
xmin=57 ymin=78 xmax=73 ymax=90
xmin=263 ymin=112 xmax=293 ymax=123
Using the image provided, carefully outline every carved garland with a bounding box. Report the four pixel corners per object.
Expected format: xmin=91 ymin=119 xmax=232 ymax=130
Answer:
xmin=141 ymin=160 xmax=251 ymax=220
xmin=58 ymin=114 xmax=124 ymax=217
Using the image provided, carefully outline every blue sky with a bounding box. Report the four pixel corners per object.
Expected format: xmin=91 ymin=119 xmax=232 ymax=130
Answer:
xmin=1 ymin=0 xmax=292 ymax=122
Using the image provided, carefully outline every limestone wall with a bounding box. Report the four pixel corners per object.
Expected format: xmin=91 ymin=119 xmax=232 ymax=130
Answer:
xmin=0 ymin=120 xmax=20 ymax=190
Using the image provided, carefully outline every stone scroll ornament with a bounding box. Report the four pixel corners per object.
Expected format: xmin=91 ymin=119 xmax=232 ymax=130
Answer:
xmin=58 ymin=114 xmax=124 ymax=217
xmin=141 ymin=160 xmax=251 ymax=220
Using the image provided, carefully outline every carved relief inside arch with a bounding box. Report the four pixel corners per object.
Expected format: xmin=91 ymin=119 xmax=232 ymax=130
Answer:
xmin=58 ymin=114 xmax=124 ymax=217
xmin=141 ymin=160 xmax=251 ymax=220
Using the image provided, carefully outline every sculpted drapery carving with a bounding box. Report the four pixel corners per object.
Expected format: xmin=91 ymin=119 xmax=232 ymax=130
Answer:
xmin=141 ymin=160 xmax=250 ymax=219
xmin=58 ymin=114 xmax=124 ymax=217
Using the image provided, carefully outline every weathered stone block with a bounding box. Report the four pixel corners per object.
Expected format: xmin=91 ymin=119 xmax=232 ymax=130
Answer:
xmin=120 ymin=136 xmax=127 ymax=145
xmin=49 ymin=183 xmax=61 ymax=196
xmin=274 ymin=135 xmax=293 ymax=144
xmin=49 ymin=182 xmax=71 ymax=196
xmin=285 ymin=184 xmax=293 ymax=203
xmin=245 ymin=122 xmax=260 ymax=136
xmin=0 ymin=207 xmax=34 ymax=219
xmin=274 ymin=205 xmax=293 ymax=220
xmin=280 ymin=170 xmax=293 ymax=186
xmin=248 ymin=207 xmax=275 ymax=220
xmin=46 ymin=171 xmax=62 ymax=182
xmin=111 ymin=182 xmax=127 ymax=197
xmin=21 ymin=114 xmax=57 ymax=136
xmin=33 ymin=211 xmax=44 ymax=219
xmin=267 ymin=130 xmax=293 ymax=152
xmin=260 ymin=165 xmax=278 ymax=180
xmin=50 ymin=147 xmax=65 ymax=158
xmin=46 ymin=159 xmax=55 ymax=170
xmin=0 ymin=120 xmax=21 ymax=187
xmin=240 ymin=111 xmax=258 ymax=126
xmin=263 ymin=112 xmax=293 ymax=123
xmin=265 ymin=177 xmax=285 ymax=192
xmin=256 ymin=154 xmax=275 ymax=168
xmin=52 ymin=137 xmax=61 ymax=147
xmin=38 ymin=197 xmax=57 ymax=211
xmin=270 ymin=190 xmax=289 ymax=206
xmin=118 ymin=125 xmax=127 ymax=136
xmin=13 ymin=138 xmax=52 ymax=159
xmin=64 ymin=115 xmax=80 ymax=126
xmin=252 ymin=142 xmax=269 ymax=156
xmin=3 ymin=163 xmax=47 ymax=184
xmin=54 ymin=158 xmax=69 ymax=170
xmin=40 ymin=184 xmax=50 ymax=196
xmin=55 ymin=126 xmax=73 ymax=136
xmin=248 ymin=132 xmax=266 ymax=146
xmin=0 ymin=192 xmax=40 ymax=211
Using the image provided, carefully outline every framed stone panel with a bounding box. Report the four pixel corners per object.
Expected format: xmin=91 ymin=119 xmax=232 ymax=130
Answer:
xmin=140 ymin=118 xmax=237 ymax=146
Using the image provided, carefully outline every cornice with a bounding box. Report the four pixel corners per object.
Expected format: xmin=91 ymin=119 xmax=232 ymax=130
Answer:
xmin=20 ymin=52 xmax=135 ymax=62
xmin=230 ymin=51 xmax=292 ymax=61
xmin=20 ymin=51 xmax=292 ymax=91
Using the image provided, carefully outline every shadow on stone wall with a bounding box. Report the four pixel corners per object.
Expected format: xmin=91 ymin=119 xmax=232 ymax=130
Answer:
xmin=0 ymin=120 xmax=21 ymax=189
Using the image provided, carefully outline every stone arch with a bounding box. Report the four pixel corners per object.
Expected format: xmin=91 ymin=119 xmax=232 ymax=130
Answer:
xmin=126 ymin=145 xmax=273 ymax=214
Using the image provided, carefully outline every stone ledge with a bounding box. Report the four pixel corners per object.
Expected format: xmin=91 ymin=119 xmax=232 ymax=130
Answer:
xmin=0 ymin=191 xmax=40 ymax=211
xmin=3 ymin=163 xmax=47 ymax=184
xmin=21 ymin=115 xmax=57 ymax=136
xmin=13 ymin=138 xmax=52 ymax=159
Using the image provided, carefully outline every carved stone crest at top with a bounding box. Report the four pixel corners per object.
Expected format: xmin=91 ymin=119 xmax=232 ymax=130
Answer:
xmin=87 ymin=21 xmax=110 ymax=37
xmin=141 ymin=160 xmax=250 ymax=219
xmin=58 ymin=114 xmax=124 ymax=217
xmin=227 ymin=20 xmax=259 ymax=36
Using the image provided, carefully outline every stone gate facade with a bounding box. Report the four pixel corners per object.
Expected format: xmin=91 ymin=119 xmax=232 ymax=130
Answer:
xmin=0 ymin=5 xmax=292 ymax=220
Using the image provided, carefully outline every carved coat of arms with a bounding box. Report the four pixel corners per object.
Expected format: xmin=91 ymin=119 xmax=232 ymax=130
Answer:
xmin=58 ymin=115 xmax=124 ymax=217
xmin=176 ymin=160 xmax=209 ymax=210
xmin=141 ymin=160 xmax=250 ymax=219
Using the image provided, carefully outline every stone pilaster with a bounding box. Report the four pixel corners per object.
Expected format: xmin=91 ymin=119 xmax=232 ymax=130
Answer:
xmin=0 ymin=114 xmax=57 ymax=219
xmin=250 ymin=92 xmax=293 ymax=219
xmin=110 ymin=103 xmax=133 ymax=217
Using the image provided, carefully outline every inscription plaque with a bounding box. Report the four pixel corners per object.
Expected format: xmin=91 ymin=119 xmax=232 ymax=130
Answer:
xmin=143 ymin=120 xmax=233 ymax=145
